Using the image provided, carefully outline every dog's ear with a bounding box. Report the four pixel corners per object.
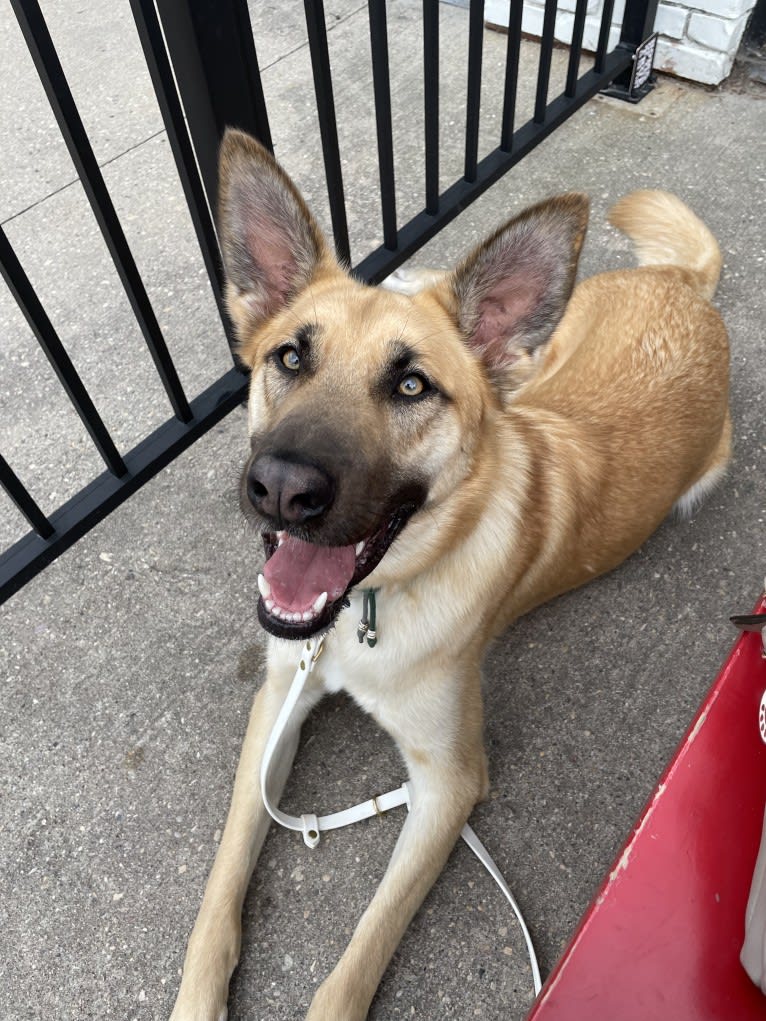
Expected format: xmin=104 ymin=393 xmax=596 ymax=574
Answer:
xmin=449 ymin=193 xmax=589 ymax=389
xmin=218 ymin=129 xmax=330 ymax=335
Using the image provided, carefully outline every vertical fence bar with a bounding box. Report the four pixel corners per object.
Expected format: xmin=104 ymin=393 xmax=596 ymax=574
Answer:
xmin=464 ymin=0 xmax=485 ymax=183
xmin=500 ymin=0 xmax=523 ymax=152
xmin=534 ymin=0 xmax=558 ymax=123
xmin=0 ymin=455 xmax=55 ymax=539
xmin=304 ymin=0 xmax=352 ymax=264
xmin=156 ymin=0 xmax=272 ymax=209
xmin=595 ymin=0 xmax=617 ymax=72
xmin=11 ymin=0 xmax=193 ymax=424
xmin=368 ymin=0 xmax=397 ymax=250
xmin=0 ymin=226 xmax=127 ymax=477
xmin=129 ymin=0 xmax=237 ymax=358
xmin=565 ymin=0 xmax=589 ymax=97
xmin=423 ymin=0 xmax=440 ymax=214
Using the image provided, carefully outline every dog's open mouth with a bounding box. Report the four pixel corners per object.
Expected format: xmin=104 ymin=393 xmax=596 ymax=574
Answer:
xmin=256 ymin=506 xmax=417 ymax=639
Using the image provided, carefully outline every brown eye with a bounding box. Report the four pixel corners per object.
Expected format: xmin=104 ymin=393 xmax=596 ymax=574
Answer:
xmin=397 ymin=374 xmax=426 ymax=397
xmin=279 ymin=347 xmax=301 ymax=372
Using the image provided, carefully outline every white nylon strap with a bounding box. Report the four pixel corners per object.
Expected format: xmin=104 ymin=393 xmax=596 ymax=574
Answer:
xmin=261 ymin=637 xmax=411 ymax=848
xmin=461 ymin=821 xmax=542 ymax=995
xmin=260 ymin=636 xmax=542 ymax=996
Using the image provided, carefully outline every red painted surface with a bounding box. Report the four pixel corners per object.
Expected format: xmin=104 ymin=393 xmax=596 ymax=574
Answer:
xmin=528 ymin=597 xmax=766 ymax=1021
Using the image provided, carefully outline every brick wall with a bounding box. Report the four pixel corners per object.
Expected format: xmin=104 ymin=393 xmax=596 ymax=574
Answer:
xmin=485 ymin=0 xmax=757 ymax=85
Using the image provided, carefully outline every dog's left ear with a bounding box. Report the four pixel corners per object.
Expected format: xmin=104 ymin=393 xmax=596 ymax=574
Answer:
xmin=449 ymin=193 xmax=589 ymax=388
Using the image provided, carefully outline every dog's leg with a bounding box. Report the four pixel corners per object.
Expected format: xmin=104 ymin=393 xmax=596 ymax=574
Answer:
xmin=171 ymin=662 xmax=322 ymax=1021
xmin=306 ymin=663 xmax=487 ymax=1021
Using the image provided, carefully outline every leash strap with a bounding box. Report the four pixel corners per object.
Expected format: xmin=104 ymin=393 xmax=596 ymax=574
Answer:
xmin=260 ymin=638 xmax=410 ymax=848
xmin=260 ymin=635 xmax=542 ymax=997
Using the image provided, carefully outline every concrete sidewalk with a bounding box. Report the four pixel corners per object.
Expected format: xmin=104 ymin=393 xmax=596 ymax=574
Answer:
xmin=1 ymin=2 xmax=765 ymax=1019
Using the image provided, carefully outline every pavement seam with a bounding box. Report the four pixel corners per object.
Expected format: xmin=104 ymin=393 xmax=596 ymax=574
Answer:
xmin=260 ymin=3 xmax=368 ymax=72
xmin=1 ymin=127 xmax=169 ymax=229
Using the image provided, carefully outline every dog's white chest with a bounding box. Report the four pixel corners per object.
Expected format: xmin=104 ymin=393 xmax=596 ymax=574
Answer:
xmin=319 ymin=622 xmax=387 ymax=698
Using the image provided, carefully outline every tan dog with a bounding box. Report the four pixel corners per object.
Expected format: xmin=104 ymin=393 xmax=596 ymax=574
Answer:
xmin=170 ymin=128 xmax=730 ymax=1021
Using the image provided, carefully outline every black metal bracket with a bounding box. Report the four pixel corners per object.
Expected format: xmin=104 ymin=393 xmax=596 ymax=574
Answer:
xmin=601 ymin=34 xmax=658 ymax=103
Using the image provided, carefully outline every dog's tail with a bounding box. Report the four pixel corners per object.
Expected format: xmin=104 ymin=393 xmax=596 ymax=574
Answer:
xmin=608 ymin=190 xmax=721 ymax=300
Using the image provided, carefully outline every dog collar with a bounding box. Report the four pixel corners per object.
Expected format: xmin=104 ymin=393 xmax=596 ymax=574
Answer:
xmin=259 ymin=635 xmax=542 ymax=997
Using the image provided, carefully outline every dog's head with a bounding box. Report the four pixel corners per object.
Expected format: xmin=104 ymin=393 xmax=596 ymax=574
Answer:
xmin=219 ymin=129 xmax=588 ymax=639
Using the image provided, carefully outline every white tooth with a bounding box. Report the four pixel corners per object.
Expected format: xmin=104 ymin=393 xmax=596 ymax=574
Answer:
xmin=302 ymin=611 xmax=312 ymax=622
xmin=257 ymin=574 xmax=271 ymax=599
xmin=291 ymin=612 xmax=302 ymax=622
xmin=265 ymin=599 xmax=274 ymax=612
xmin=313 ymin=591 xmax=328 ymax=613
xmin=273 ymin=606 xmax=283 ymax=618
xmin=276 ymin=530 xmax=286 ymax=545
xmin=355 ymin=541 xmax=365 ymax=555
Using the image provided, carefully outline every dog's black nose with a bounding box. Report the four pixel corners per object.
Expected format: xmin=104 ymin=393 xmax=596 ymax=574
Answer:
xmin=247 ymin=455 xmax=335 ymax=526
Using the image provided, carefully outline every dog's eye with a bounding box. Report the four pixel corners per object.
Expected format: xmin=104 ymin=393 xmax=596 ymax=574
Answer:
xmin=278 ymin=346 xmax=301 ymax=373
xmin=396 ymin=374 xmax=427 ymax=398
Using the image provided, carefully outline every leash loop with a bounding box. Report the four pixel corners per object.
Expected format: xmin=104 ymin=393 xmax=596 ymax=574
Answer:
xmin=259 ymin=634 xmax=542 ymax=996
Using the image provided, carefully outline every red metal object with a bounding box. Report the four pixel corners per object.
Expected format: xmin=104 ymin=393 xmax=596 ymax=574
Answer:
xmin=528 ymin=596 xmax=766 ymax=1021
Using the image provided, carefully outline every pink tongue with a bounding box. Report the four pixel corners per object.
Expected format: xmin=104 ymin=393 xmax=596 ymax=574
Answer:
xmin=263 ymin=536 xmax=357 ymax=613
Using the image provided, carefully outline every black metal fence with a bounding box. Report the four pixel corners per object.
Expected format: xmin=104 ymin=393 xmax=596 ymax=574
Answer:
xmin=0 ymin=0 xmax=658 ymax=604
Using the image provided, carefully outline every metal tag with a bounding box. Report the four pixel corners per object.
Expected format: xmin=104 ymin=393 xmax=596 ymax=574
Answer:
xmin=629 ymin=33 xmax=658 ymax=99
xmin=760 ymin=690 xmax=766 ymax=745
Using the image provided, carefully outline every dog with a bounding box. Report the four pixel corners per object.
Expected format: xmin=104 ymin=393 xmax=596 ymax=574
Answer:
xmin=170 ymin=128 xmax=730 ymax=1021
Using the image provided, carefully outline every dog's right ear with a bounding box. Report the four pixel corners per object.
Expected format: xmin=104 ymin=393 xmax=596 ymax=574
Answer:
xmin=218 ymin=129 xmax=330 ymax=335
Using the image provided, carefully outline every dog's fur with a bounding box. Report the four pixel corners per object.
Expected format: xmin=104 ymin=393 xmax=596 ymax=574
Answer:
xmin=170 ymin=129 xmax=730 ymax=1021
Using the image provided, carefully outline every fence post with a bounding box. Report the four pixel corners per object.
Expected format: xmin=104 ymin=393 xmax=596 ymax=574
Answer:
xmin=154 ymin=0 xmax=272 ymax=211
xmin=605 ymin=0 xmax=659 ymax=100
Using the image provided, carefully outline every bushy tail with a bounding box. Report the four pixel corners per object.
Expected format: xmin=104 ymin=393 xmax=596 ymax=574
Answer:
xmin=608 ymin=190 xmax=722 ymax=300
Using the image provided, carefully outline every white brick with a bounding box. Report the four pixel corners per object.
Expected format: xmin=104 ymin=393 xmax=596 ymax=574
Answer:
xmin=582 ymin=15 xmax=621 ymax=52
xmin=520 ymin=3 xmax=545 ymax=36
xmin=520 ymin=4 xmax=575 ymax=45
xmin=654 ymin=37 xmax=733 ymax=84
xmin=556 ymin=0 xmax=601 ymax=13
xmin=586 ymin=0 xmax=626 ymax=20
xmin=655 ymin=4 xmax=689 ymax=40
xmin=687 ymin=11 xmax=749 ymax=54
xmin=683 ymin=0 xmax=754 ymax=17
xmin=485 ymin=0 xmax=511 ymax=29
xmin=487 ymin=0 xmax=601 ymax=38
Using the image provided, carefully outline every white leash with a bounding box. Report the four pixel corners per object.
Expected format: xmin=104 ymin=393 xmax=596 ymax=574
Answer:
xmin=260 ymin=635 xmax=542 ymax=996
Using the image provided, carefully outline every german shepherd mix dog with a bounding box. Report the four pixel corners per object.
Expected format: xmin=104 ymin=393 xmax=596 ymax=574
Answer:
xmin=171 ymin=129 xmax=730 ymax=1020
